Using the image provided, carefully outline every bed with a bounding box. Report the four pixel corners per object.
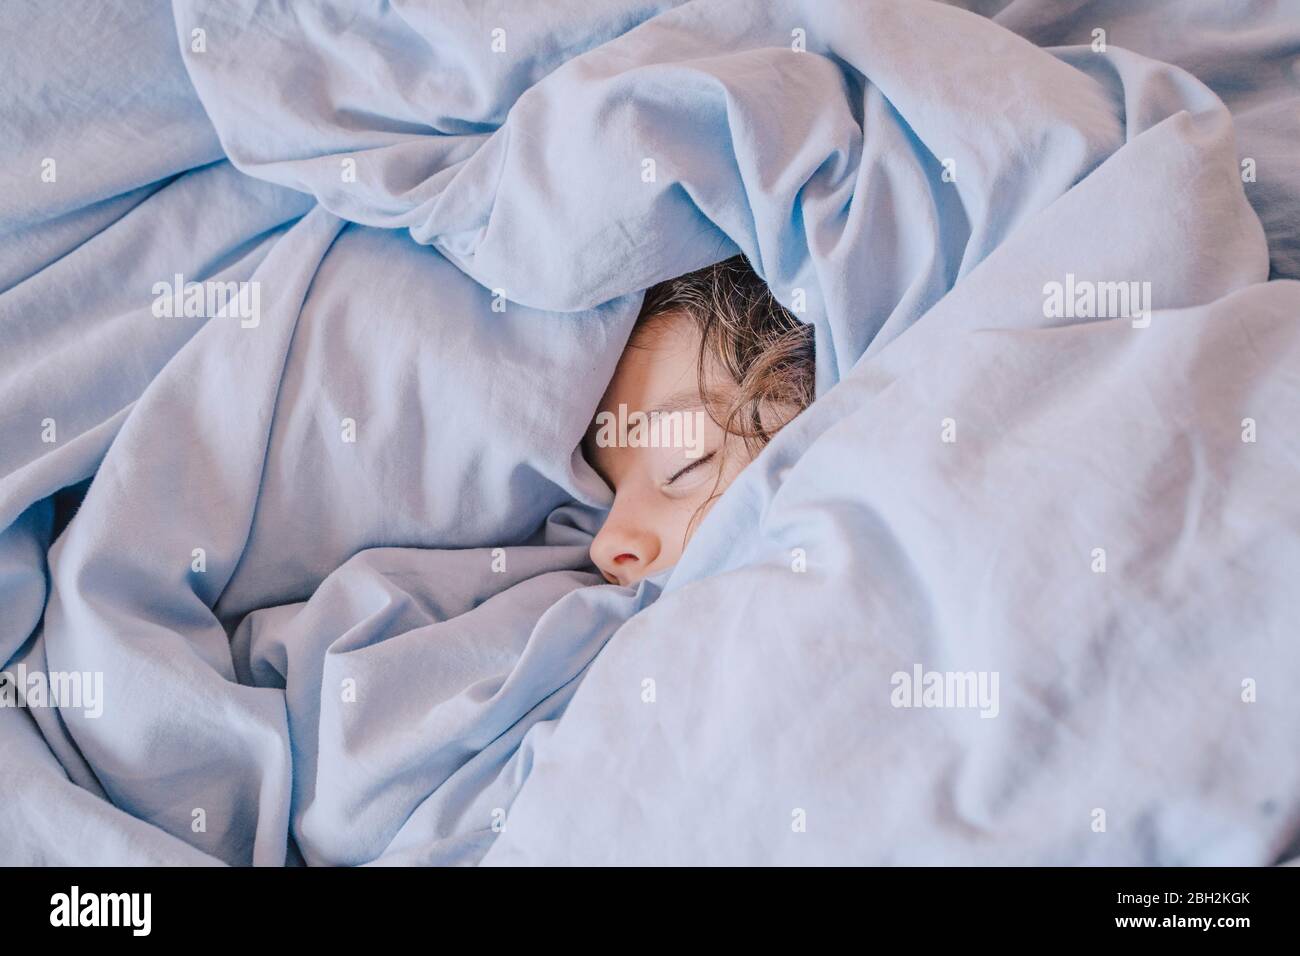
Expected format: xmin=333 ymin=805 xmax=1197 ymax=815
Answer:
xmin=2 ymin=0 xmax=1299 ymax=865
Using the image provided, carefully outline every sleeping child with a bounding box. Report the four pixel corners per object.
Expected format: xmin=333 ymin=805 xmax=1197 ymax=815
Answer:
xmin=584 ymin=255 xmax=815 ymax=585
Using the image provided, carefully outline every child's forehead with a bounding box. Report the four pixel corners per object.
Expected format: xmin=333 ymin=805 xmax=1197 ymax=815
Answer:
xmin=605 ymin=317 xmax=702 ymax=408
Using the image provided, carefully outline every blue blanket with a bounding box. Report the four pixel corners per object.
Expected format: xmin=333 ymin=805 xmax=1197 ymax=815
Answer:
xmin=3 ymin=0 xmax=1299 ymax=865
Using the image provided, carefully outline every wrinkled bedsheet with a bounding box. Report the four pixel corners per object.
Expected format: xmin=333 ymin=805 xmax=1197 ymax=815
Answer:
xmin=2 ymin=0 xmax=1299 ymax=865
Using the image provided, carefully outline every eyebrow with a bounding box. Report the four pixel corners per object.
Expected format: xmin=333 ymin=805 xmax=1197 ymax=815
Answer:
xmin=645 ymin=389 xmax=709 ymax=418
xmin=585 ymin=388 xmax=712 ymax=484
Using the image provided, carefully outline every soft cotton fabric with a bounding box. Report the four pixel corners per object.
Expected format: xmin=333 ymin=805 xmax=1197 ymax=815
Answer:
xmin=2 ymin=0 xmax=1298 ymax=865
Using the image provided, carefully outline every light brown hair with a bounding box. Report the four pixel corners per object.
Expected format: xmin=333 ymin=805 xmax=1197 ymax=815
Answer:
xmin=633 ymin=254 xmax=815 ymax=455
xmin=632 ymin=255 xmax=815 ymax=535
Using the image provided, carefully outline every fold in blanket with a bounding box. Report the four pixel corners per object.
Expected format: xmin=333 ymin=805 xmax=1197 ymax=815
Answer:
xmin=2 ymin=0 xmax=1299 ymax=864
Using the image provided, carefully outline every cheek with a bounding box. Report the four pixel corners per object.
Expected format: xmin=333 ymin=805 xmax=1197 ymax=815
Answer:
xmin=662 ymin=495 xmax=700 ymax=540
xmin=668 ymin=479 xmax=724 ymax=546
xmin=717 ymin=450 xmax=750 ymax=487
xmin=641 ymin=494 xmax=700 ymax=569
xmin=645 ymin=442 xmax=756 ymax=565
xmin=704 ymin=440 xmax=754 ymax=501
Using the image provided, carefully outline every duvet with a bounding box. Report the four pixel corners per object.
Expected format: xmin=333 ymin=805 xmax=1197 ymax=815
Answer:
xmin=2 ymin=0 xmax=1299 ymax=865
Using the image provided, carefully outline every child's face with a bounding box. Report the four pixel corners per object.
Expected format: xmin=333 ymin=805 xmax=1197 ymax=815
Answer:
xmin=585 ymin=311 xmax=749 ymax=586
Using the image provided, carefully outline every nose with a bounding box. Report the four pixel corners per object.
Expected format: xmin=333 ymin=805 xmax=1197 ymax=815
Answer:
xmin=590 ymin=500 xmax=661 ymax=586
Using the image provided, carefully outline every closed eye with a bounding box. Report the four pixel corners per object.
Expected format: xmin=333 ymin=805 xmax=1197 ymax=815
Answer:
xmin=665 ymin=451 xmax=716 ymax=486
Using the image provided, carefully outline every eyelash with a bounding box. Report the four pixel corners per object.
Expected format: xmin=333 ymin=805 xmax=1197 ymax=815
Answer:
xmin=666 ymin=451 xmax=716 ymax=486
